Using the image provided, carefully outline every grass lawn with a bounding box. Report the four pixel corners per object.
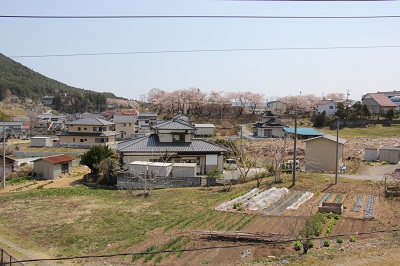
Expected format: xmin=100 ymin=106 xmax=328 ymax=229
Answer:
xmin=318 ymin=124 xmax=400 ymax=139
xmin=0 ymin=173 xmax=375 ymax=259
xmin=0 ymin=182 xmax=254 ymax=258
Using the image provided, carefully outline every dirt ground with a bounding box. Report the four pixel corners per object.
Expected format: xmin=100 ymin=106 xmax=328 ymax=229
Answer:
xmin=0 ymin=166 xmax=90 ymax=194
xmin=1 ymin=154 xmax=399 ymax=265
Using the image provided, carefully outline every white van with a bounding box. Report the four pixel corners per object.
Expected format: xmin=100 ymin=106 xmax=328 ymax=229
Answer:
xmin=224 ymin=158 xmax=238 ymax=170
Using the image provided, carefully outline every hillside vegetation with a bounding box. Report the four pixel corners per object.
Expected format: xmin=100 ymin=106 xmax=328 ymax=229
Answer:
xmin=0 ymin=53 xmax=120 ymax=112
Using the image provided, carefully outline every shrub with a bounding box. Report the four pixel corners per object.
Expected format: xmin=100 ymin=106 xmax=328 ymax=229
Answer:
xmin=349 ymin=236 xmax=356 ymax=242
xmin=323 ymin=240 xmax=330 ymax=247
xmin=294 ymin=240 xmax=302 ymax=251
xmin=233 ymin=202 xmax=244 ymax=211
xmin=309 ymin=239 xmax=315 ymax=248
xmin=337 ymin=237 xmax=344 ymax=244
xmin=334 ymin=214 xmax=341 ymax=220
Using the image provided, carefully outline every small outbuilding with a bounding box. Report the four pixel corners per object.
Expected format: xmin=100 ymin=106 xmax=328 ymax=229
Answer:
xmin=33 ymin=154 xmax=75 ymax=180
xmin=194 ymin=124 xmax=215 ymax=137
xmin=364 ymin=148 xmax=379 ymax=162
xmin=379 ymin=148 xmax=400 ymax=164
xmin=30 ymin=136 xmax=59 ymax=147
xmin=171 ymin=163 xmax=197 ymax=177
xmin=304 ymin=134 xmax=347 ymax=172
xmin=0 ymin=155 xmax=17 ymax=177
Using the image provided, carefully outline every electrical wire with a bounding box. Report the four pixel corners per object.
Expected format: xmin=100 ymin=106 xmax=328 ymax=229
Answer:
xmin=9 ymin=45 xmax=400 ymax=58
xmin=12 ymin=228 xmax=400 ymax=264
xmin=1 ymin=15 xmax=400 ymax=19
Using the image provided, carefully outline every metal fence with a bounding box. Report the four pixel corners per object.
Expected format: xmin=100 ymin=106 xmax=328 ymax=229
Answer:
xmin=0 ymin=248 xmax=24 ymax=266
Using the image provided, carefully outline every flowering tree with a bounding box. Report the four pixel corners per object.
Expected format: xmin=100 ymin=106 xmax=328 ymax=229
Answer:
xmin=208 ymin=90 xmax=231 ymax=118
xmin=247 ymin=92 xmax=265 ymax=114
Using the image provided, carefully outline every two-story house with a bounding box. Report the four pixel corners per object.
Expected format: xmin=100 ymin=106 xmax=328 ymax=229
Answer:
xmin=117 ymin=119 xmax=229 ymax=174
xmin=58 ymin=118 xmax=118 ymax=147
xmin=112 ymin=114 xmax=138 ymax=140
xmin=137 ymin=112 xmax=158 ymax=128
xmin=253 ymin=111 xmax=287 ymax=138
xmin=314 ymin=99 xmax=337 ymax=116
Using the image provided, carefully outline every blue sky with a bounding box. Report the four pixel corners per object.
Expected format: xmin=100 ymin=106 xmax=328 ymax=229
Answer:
xmin=1 ymin=0 xmax=400 ymax=102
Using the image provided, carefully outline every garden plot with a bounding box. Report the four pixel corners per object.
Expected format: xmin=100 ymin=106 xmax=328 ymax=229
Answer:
xmin=363 ymin=195 xmax=376 ymax=219
xmin=351 ymin=195 xmax=363 ymax=212
xmin=215 ymin=188 xmax=313 ymax=215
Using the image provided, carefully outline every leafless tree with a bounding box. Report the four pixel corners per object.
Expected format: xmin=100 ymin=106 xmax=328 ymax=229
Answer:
xmin=262 ymin=137 xmax=290 ymax=183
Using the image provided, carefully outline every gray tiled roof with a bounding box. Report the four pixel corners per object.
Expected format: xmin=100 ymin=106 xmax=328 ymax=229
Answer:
xmin=113 ymin=115 xmax=136 ymax=123
xmin=57 ymin=131 xmax=118 ymax=137
xmin=117 ymin=134 xmax=229 ymax=153
xmin=66 ymin=118 xmax=114 ymax=126
xmin=152 ymin=120 xmax=196 ymax=130
xmin=303 ymin=134 xmax=347 ymax=144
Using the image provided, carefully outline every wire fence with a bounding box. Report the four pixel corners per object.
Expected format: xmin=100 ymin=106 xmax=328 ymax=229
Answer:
xmin=0 ymin=248 xmax=24 ymax=266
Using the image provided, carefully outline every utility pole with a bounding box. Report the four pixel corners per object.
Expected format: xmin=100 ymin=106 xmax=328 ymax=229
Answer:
xmin=292 ymin=110 xmax=297 ymax=187
xmin=240 ymin=125 xmax=243 ymax=160
xmin=2 ymin=121 xmax=5 ymax=189
xmin=335 ymin=117 xmax=339 ymax=185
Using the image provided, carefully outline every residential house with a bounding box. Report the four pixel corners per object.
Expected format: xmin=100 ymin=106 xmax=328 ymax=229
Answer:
xmin=113 ymin=114 xmax=138 ymax=140
xmin=72 ymin=113 xmax=104 ymax=120
xmin=314 ymin=99 xmax=337 ymax=116
xmin=0 ymin=121 xmax=24 ymax=138
xmin=361 ymin=93 xmax=397 ymax=115
xmin=117 ymin=119 xmax=229 ymax=174
xmin=266 ymin=101 xmax=287 ymax=115
xmin=33 ymin=154 xmax=75 ymax=180
xmin=304 ymin=134 xmax=347 ymax=172
xmin=376 ymin=90 xmax=400 ymax=98
xmin=32 ymin=114 xmax=66 ymax=135
xmin=58 ymin=117 xmax=118 ymax=148
xmin=137 ymin=112 xmax=158 ymax=128
xmin=253 ymin=111 xmax=287 ymax=138
xmin=41 ymin=95 xmax=54 ymax=106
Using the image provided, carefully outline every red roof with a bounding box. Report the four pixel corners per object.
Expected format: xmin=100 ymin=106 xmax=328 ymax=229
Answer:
xmin=364 ymin=93 xmax=397 ymax=107
xmin=41 ymin=154 xmax=75 ymax=164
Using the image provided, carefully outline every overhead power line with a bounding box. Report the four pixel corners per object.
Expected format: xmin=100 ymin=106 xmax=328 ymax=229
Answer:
xmin=1 ymin=15 xmax=400 ymax=19
xmin=9 ymin=45 xmax=400 ymax=58
xmin=12 ymin=228 xmax=400 ymax=264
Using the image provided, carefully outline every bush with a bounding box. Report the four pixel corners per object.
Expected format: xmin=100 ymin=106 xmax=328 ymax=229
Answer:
xmin=337 ymin=237 xmax=344 ymax=244
xmin=294 ymin=240 xmax=302 ymax=251
xmin=309 ymin=239 xmax=315 ymax=248
xmin=323 ymin=240 xmax=330 ymax=247
xmin=233 ymin=202 xmax=244 ymax=211
xmin=349 ymin=236 xmax=356 ymax=242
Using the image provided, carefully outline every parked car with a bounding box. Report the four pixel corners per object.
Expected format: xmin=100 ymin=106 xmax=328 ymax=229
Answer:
xmin=224 ymin=158 xmax=238 ymax=170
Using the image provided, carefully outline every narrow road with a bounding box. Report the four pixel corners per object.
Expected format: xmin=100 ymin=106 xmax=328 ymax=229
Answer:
xmin=326 ymin=163 xmax=399 ymax=181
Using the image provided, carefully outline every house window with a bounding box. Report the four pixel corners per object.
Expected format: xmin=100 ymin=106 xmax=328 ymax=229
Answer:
xmin=95 ymin=138 xmax=109 ymax=143
xmin=73 ymin=137 xmax=75 ymax=142
xmin=121 ymin=123 xmax=126 ymax=127
xmin=80 ymin=139 xmax=87 ymax=142
xmin=84 ymin=127 xmax=87 ymax=130
xmin=61 ymin=163 xmax=69 ymax=174
xmin=93 ymin=127 xmax=99 ymax=132
xmin=173 ymin=134 xmax=185 ymax=142
xmin=329 ymin=106 xmax=334 ymax=109
xmin=78 ymin=127 xmax=81 ymax=131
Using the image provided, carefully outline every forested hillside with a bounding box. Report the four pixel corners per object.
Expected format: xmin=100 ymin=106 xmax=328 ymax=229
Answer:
xmin=0 ymin=53 xmax=119 ymax=113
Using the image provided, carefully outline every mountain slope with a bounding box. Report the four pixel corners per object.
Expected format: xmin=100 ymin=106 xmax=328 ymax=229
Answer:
xmin=0 ymin=53 xmax=117 ymax=101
